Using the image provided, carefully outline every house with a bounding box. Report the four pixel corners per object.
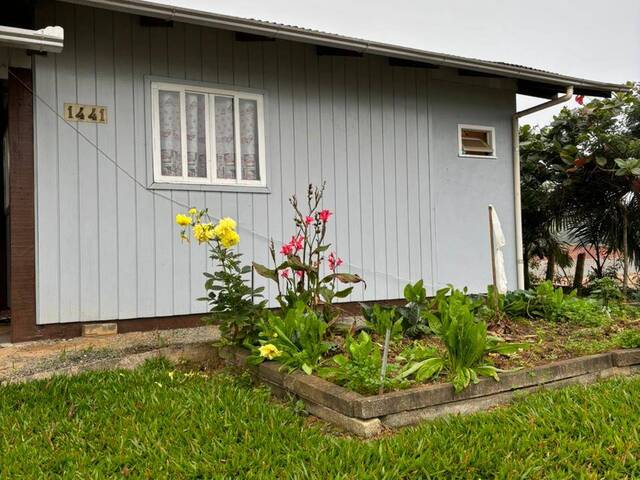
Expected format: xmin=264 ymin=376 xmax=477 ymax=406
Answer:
xmin=0 ymin=0 xmax=624 ymax=342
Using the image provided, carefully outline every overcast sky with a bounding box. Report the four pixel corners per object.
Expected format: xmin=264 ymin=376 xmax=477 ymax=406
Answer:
xmin=160 ymin=0 xmax=639 ymax=126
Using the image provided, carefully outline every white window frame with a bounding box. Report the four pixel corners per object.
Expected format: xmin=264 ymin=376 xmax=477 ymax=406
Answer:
xmin=151 ymin=81 xmax=267 ymax=187
xmin=457 ymin=124 xmax=496 ymax=159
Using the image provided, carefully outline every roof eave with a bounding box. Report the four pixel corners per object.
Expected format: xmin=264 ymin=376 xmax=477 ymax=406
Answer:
xmin=60 ymin=0 xmax=627 ymax=97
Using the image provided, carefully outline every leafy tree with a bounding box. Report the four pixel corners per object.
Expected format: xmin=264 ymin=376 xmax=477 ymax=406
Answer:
xmin=519 ymin=125 xmax=572 ymax=288
xmin=520 ymin=83 xmax=640 ymax=290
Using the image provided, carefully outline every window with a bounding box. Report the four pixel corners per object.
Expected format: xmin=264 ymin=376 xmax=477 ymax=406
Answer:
xmin=458 ymin=124 xmax=496 ymax=158
xmin=151 ymin=82 xmax=266 ymax=187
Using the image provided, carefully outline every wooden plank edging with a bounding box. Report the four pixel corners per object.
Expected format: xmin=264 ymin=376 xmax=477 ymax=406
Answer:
xmin=223 ymin=347 xmax=640 ymax=421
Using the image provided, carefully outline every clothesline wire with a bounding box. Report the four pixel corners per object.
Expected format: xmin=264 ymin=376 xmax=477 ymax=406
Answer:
xmin=9 ymin=69 xmax=437 ymax=290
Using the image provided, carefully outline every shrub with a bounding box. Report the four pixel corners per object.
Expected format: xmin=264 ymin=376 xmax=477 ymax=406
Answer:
xmin=589 ymin=277 xmax=623 ymax=307
xmin=253 ymin=183 xmax=365 ymax=322
xmin=177 ymin=211 xmax=266 ymax=344
xmin=319 ymin=331 xmax=408 ymax=394
xmin=247 ymin=301 xmax=330 ymax=375
xmin=504 ymin=281 xmax=609 ymax=327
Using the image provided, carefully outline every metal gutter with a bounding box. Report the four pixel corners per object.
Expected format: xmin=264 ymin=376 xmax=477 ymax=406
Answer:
xmin=511 ymin=86 xmax=574 ymax=289
xmin=0 ymin=25 xmax=64 ymax=53
xmin=61 ymin=0 xmax=625 ymax=95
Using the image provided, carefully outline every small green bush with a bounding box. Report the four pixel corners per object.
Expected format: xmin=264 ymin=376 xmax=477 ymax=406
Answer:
xmin=589 ymin=278 xmax=623 ymax=307
xmin=396 ymin=280 xmax=432 ymax=337
xmin=504 ymin=281 xmax=609 ymax=327
xmin=247 ymin=302 xmax=329 ymax=374
xmin=362 ymin=304 xmax=403 ymax=340
xmin=319 ymin=331 xmax=408 ymax=394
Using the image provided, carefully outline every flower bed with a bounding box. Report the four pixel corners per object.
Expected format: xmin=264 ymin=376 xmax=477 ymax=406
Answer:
xmin=176 ymin=183 xmax=640 ymax=435
xmin=221 ymin=345 xmax=640 ymax=436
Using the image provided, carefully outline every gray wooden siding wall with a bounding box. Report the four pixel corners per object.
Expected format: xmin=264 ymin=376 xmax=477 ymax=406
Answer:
xmin=33 ymin=1 xmax=517 ymax=325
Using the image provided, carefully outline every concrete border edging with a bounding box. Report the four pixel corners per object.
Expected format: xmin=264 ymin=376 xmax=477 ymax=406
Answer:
xmin=222 ymin=347 xmax=640 ymax=437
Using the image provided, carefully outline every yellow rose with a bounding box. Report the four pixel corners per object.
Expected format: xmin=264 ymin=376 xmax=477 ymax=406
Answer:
xmin=213 ymin=218 xmax=235 ymax=239
xmin=258 ymin=344 xmax=282 ymax=360
xmin=192 ymin=223 xmax=215 ymax=243
xmin=218 ymin=217 xmax=237 ymax=231
xmin=175 ymin=214 xmax=192 ymax=227
xmin=188 ymin=208 xmax=198 ymax=216
xmin=220 ymin=230 xmax=240 ymax=248
xmin=212 ymin=223 xmax=227 ymax=239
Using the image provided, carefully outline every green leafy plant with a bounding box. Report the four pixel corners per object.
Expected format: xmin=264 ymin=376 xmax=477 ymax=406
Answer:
xmin=361 ymin=304 xmax=403 ymax=340
xmin=614 ymin=329 xmax=640 ymax=349
xmin=253 ymin=183 xmax=365 ymax=322
xmin=504 ymin=281 xmax=609 ymax=327
xmin=177 ymin=211 xmax=266 ymax=345
xmin=426 ymin=285 xmax=483 ymax=334
xmin=396 ymin=280 xmax=432 ymax=337
xmin=247 ymin=302 xmax=330 ymax=374
xmin=589 ymin=277 xmax=623 ymax=307
xmin=400 ymin=287 xmax=526 ymax=392
xmin=319 ymin=331 xmax=408 ymax=395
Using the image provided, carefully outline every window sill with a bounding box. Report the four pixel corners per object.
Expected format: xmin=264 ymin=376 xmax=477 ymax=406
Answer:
xmin=148 ymin=182 xmax=271 ymax=194
xmin=458 ymin=154 xmax=498 ymax=160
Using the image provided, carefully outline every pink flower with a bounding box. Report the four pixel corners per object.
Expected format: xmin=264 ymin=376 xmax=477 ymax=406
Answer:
xmin=280 ymin=243 xmax=294 ymax=256
xmin=318 ymin=209 xmax=332 ymax=223
xmin=304 ymin=216 xmax=314 ymax=225
xmin=290 ymin=235 xmax=304 ymax=252
xmin=575 ymin=95 xmax=585 ymax=105
xmin=295 ymin=270 xmax=304 ymax=279
xmin=328 ymin=252 xmax=343 ymax=272
xmin=280 ymin=269 xmax=290 ymax=279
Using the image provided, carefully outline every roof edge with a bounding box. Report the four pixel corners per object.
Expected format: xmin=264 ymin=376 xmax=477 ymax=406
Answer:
xmin=61 ymin=0 xmax=627 ymax=96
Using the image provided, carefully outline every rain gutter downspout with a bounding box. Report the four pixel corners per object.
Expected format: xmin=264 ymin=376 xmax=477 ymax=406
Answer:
xmin=512 ymin=85 xmax=574 ymax=289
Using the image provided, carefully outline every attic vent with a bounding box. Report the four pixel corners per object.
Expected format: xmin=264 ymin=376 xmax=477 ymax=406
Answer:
xmin=316 ymin=46 xmax=362 ymax=57
xmin=235 ymin=32 xmax=275 ymax=42
xmin=458 ymin=125 xmax=496 ymax=158
xmin=139 ymin=16 xmax=174 ymax=28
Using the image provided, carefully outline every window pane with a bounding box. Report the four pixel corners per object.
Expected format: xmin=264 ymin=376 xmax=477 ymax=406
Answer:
xmin=214 ymin=96 xmax=236 ymax=179
xmin=158 ymin=90 xmax=182 ymax=176
xmin=239 ymin=99 xmax=260 ymax=181
xmin=185 ymin=93 xmax=207 ymax=178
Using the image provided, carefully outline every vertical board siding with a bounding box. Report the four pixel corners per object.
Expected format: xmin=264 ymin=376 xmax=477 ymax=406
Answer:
xmin=56 ymin=1 xmax=80 ymax=323
xmin=95 ymin=8 xmax=119 ymax=320
xmin=34 ymin=2 xmax=516 ymax=324
xmin=75 ymin=5 xmax=100 ymax=322
xmin=114 ymin=12 xmax=137 ymax=319
xmin=131 ymin=13 xmax=154 ymax=316
xmin=34 ymin=0 xmax=60 ymax=324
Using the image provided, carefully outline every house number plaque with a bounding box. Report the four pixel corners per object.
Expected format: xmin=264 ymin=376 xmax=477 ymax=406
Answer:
xmin=64 ymin=103 xmax=108 ymax=124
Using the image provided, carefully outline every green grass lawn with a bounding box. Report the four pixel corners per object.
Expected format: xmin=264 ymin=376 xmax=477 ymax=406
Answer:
xmin=2 ymin=360 xmax=639 ymax=479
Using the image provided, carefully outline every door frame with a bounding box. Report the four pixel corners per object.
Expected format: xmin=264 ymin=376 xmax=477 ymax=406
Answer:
xmin=7 ymin=67 xmax=36 ymax=341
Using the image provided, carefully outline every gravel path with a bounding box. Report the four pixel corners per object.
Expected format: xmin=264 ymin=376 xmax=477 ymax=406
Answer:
xmin=0 ymin=326 xmax=220 ymax=384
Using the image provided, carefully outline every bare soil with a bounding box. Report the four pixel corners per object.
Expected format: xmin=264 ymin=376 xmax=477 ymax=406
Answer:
xmin=0 ymin=325 xmax=220 ymax=384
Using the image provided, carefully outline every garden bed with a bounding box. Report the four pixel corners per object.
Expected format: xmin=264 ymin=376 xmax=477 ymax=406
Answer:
xmin=222 ymin=345 xmax=640 ymax=437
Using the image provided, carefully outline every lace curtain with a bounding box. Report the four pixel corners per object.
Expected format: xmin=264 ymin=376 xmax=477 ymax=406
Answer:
xmin=239 ymin=99 xmax=259 ymax=181
xmin=159 ymin=90 xmax=260 ymax=182
xmin=158 ymin=90 xmax=182 ymax=177
xmin=185 ymin=93 xmax=207 ymax=178
xmin=214 ymin=96 xmax=236 ymax=179
xmin=215 ymin=96 xmax=260 ymax=181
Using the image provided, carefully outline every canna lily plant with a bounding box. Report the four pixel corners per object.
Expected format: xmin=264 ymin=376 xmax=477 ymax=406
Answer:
xmin=253 ymin=183 xmax=365 ymax=321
